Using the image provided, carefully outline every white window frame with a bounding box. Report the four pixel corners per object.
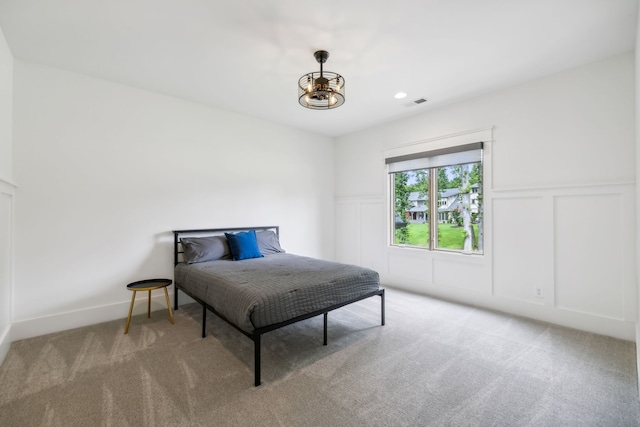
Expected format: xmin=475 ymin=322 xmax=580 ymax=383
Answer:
xmin=383 ymin=128 xmax=492 ymax=255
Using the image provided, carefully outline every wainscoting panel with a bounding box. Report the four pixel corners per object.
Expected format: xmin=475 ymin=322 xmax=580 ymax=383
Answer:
xmin=336 ymin=183 xmax=635 ymax=339
xmin=0 ymin=180 xmax=15 ymax=365
xmin=335 ymin=202 xmax=359 ymax=266
xmin=555 ymin=193 xmax=625 ymax=320
xmin=359 ymin=200 xmax=386 ymax=271
xmin=388 ymin=248 xmax=431 ymax=282
xmin=432 ymin=256 xmax=485 ymax=292
xmin=492 ymin=196 xmax=547 ymax=302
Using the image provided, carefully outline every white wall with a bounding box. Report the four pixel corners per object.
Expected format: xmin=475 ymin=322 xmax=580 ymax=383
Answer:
xmin=11 ymin=60 xmax=335 ymax=339
xmin=635 ymin=5 xmax=640 ymax=389
xmin=0 ymin=24 xmax=14 ymax=365
xmin=0 ymin=26 xmax=11 ymax=183
xmin=336 ymin=52 xmax=636 ymax=340
xmin=4 ymin=45 xmax=636 ymax=347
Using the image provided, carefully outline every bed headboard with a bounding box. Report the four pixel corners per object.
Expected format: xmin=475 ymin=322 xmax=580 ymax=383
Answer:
xmin=172 ymin=226 xmax=279 ymax=266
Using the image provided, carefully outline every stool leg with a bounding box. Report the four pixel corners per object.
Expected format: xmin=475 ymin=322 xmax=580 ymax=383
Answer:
xmin=163 ymin=287 xmax=175 ymax=325
xmin=147 ymin=290 xmax=151 ymax=318
xmin=125 ymin=291 xmax=136 ymax=334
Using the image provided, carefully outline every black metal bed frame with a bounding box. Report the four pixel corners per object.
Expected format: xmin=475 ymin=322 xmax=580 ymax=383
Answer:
xmin=172 ymin=226 xmax=385 ymax=386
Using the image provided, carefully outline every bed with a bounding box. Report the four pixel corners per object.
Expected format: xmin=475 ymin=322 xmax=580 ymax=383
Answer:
xmin=172 ymin=226 xmax=385 ymax=386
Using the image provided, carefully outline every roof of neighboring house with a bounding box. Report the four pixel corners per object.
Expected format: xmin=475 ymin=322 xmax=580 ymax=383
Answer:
xmin=408 ymin=191 xmax=427 ymax=201
xmin=439 ymin=188 xmax=459 ymax=198
xmin=440 ymin=199 xmax=462 ymax=213
xmin=409 ymin=189 xmax=459 ymax=202
xmin=409 ymin=184 xmax=479 ymax=202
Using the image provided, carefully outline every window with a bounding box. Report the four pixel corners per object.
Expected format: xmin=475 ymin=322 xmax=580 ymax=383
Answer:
xmin=387 ymin=142 xmax=483 ymax=254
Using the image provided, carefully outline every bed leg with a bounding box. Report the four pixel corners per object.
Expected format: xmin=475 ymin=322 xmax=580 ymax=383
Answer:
xmin=202 ymin=305 xmax=207 ymax=338
xmin=254 ymin=334 xmax=261 ymax=386
xmin=174 ymin=284 xmax=179 ymax=310
xmin=323 ymin=312 xmax=328 ymax=345
xmin=381 ymin=289 xmax=385 ymax=326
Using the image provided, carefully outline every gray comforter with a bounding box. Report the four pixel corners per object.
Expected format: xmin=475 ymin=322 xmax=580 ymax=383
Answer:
xmin=174 ymin=253 xmax=380 ymax=333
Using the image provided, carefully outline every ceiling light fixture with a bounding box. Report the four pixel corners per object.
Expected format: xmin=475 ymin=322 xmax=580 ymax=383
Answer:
xmin=298 ymin=50 xmax=345 ymax=110
xmin=394 ymin=92 xmax=407 ymax=99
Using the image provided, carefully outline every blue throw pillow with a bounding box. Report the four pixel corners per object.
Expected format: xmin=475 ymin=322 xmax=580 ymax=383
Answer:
xmin=225 ymin=230 xmax=264 ymax=261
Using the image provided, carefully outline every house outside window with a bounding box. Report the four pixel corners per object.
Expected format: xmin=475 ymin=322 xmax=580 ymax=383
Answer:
xmin=387 ymin=142 xmax=483 ymax=254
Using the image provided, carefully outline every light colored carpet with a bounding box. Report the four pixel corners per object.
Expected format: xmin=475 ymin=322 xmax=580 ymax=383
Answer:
xmin=0 ymin=288 xmax=638 ymax=426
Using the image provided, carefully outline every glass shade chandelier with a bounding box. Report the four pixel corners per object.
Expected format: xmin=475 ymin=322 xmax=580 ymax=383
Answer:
xmin=298 ymin=50 xmax=345 ymax=109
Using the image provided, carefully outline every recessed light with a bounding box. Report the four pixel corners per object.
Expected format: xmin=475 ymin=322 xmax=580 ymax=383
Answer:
xmin=394 ymin=92 xmax=407 ymax=99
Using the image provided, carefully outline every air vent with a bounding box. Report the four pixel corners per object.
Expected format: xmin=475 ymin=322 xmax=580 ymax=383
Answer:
xmin=403 ymin=97 xmax=429 ymax=108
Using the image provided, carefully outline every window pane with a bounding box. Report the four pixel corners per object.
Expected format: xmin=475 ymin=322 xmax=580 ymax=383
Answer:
xmin=392 ymin=170 xmax=430 ymax=248
xmin=435 ymin=163 xmax=483 ymax=253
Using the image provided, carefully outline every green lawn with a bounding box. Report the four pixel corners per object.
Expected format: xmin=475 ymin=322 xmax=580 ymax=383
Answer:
xmin=397 ymin=222 xmax=479 ymax=250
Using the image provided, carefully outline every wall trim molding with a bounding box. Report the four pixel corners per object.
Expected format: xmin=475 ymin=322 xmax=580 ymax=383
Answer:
xmin=492 ymin=180 xmax=634 ymax=195
xmin=0 ymin=178 xmax=17 ymax=190
xmin=382 ymin=127 xmax=494 ymax=160
xmin=386 ymin=126 xmax=494 ymax=150
xmin=0 ymin=184 xmax=13 ymax=368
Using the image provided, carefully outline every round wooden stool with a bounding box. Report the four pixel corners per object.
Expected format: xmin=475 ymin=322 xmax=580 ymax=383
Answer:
xmin=124 ymin=278 xmax=175 ymax=334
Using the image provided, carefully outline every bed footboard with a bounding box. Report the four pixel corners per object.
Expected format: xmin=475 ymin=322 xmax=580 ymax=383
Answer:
xmin=174 ymin=283 xmax=385 ymax=386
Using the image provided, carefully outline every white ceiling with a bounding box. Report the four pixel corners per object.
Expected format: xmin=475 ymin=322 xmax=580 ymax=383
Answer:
xmin=0 ymin=0 xmax=637 ymax=137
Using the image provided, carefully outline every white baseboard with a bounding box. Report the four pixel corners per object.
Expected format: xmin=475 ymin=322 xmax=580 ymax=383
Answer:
xmin=383 ymin=280 xmax=636 ymax=341
xmin=0 ymin=324 xmax=11 ymax=366
xmin=11 ymin=292 xmax=195 ymax=341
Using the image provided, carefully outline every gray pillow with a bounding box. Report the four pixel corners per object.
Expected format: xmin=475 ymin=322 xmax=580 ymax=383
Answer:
xmin=255 ymin=230 xmax=286 ymax=255
xmin=181 ymin=235 xmax=231 ymax=264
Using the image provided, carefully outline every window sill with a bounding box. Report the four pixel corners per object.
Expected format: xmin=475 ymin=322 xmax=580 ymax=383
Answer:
xmin=388 ymin=244 xmax=484 ymax=259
